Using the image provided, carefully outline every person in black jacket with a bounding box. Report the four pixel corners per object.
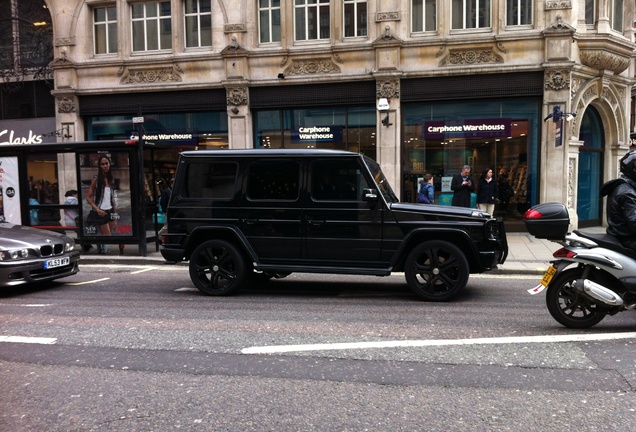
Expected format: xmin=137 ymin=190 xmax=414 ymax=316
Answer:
xmin=451 ymin=165 xmax=475 ymax=207
xmin=602 ymin=150 xmax=636 ymax=250
xmin=476 ymin=168 xmax=498 ymax=215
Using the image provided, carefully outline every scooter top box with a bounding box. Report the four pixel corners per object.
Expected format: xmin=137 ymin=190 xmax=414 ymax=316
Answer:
xmin=524 ymin=202 xmax=570 ymax=240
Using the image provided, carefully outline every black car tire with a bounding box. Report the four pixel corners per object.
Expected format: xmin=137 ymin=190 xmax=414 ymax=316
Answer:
xmin=405 ymin=240 xmax=469 ymax=301
xmin=189 ymin=240 xmax=246 ymax=295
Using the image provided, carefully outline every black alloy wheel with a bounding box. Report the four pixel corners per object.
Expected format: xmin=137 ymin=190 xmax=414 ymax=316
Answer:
xmin=189 ymin=240 xmax=246 ymax=295
xmin=404 ymin=240 xmax=469 ymax=301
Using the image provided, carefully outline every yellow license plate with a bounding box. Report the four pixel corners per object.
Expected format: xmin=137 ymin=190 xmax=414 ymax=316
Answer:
xmin=540 ymin=265 xmax=557 ymax=286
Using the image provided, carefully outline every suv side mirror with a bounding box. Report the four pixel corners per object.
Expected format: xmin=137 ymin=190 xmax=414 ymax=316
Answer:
xmin=362 ymin=188 xmax=378 ymax=203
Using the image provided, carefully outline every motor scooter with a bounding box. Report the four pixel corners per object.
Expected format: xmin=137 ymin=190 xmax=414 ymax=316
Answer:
xmin=524 ymin=203 xmax=636 ymax=328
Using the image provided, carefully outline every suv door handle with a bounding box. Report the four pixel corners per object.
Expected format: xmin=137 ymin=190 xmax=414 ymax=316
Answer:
xmin=241 ymin=218 xmax=257 ymax=225
xmin=307 ymin=219 xmax=325 ymax=226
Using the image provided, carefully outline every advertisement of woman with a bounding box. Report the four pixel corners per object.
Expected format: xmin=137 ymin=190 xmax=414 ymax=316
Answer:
xmin=81 ymin=152 xmax=132 ymax=253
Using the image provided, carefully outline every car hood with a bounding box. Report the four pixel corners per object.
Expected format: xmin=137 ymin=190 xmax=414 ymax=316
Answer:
xmin=389 ymin=202 xmax=491 ymax=219
xmin=0 ymin=222 xmax=73 ymax=247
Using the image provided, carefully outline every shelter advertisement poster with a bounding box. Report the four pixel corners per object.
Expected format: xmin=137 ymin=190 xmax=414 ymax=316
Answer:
xmin=0 ymin=156 xmax=22 ymax=224
xmin=79 ymin=151 xmax=133 ymax=237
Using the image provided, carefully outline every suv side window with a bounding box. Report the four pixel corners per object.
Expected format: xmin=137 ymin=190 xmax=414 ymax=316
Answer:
xmin=246 ymin=160 xmax=300 ymax=201
xmin=183 ymin=161 xmax=238 ymax=199
xmin=310 ymin=160 xmax=371 ymax=201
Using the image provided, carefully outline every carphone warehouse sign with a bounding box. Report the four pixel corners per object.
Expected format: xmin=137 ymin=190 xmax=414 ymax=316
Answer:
xmin=424 ymin=119 xmax=511 ymax=139
xmin=292 ymin=126 xmax=343 ymax=143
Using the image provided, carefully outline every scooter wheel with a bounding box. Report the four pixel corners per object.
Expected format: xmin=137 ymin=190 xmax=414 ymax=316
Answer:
xmin=545 ymin=268 xmax=608 ymax=328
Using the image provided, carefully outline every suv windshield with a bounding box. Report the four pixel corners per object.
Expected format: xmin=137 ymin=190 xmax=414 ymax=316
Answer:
xmin=364 ymin=156 xmax=399 ymax=203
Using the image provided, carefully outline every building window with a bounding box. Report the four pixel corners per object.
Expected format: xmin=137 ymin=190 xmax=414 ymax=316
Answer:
xmin=259 ymin=0 xmax=281 ymax=43
xmin=585 ymin=0 xmax=595 ymax=25
xmin=294 ymin=0 xmax=330 ymax=41
xmin=185 ymin=0 xmax=211 ymax=47
xmin=610 ymin=0 xmax=623 ymax=32
xmin=506 ymin=0 xmax=532 ymax=26
xmin=412 ymin=0 xmax=436 ymax=32
xmin=344 ymin=0 xmax=367 ymax=37
xmin=131 ymin=1 xmax=172 ymax=52
xmin=452 ymin=0 xmax=491 ymax=29
xmin=94 ymin=6 xmax=118 ymax=54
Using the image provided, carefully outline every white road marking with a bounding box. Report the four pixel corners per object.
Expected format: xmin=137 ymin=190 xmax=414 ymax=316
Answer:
xmin=66 ymin=278 xmax=111 ymax=285
xmin=0 ymin=303 xmax=51 ymax=307
xmin=242 ymin=332 xmax=636 ymax=354
xmin=0 ymin=336 xmax=57 ymax=344
xmin=130 ymin=268 xmax=154 ymax=275
xmin=175 ymin=287 xmax=198 ymax=292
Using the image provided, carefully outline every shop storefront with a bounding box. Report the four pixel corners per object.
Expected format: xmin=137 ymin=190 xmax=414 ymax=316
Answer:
xmin=401 ymin=73 xmax=544 ymax=231
xmin=250 ymin=81 xmax=377 ymax=156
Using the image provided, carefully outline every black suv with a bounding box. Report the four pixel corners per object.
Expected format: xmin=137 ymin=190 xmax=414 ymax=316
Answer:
xmin=161 ymin=149 xmax=507 ymax=301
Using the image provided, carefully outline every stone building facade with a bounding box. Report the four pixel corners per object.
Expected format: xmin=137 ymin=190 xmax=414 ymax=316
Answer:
xmin=16 ymin=1 xmax=636 ymax=230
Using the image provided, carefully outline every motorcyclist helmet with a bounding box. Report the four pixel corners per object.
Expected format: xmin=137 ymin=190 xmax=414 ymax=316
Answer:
xmin=620 ymin=150 xmax=636 ymax=182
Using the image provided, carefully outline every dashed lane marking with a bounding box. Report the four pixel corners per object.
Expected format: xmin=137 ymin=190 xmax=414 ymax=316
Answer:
xmin=242 ymin=332 xmax=636 ymax=354
xmin=130 ymin=268 xmax=154 ymax=275
xmin=66 ymin=278 xmax=111 ymax=285
xmin=0 ymin=336 xmax=57 ymax=344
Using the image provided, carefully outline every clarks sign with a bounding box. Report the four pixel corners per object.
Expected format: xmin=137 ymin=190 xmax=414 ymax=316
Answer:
xmin=0 ymin=129 xmax=43 ymax=145
xmin=424 ymin=119 xmax=511 ymax=139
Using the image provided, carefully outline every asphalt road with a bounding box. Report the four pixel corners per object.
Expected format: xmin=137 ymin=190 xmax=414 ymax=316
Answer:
xmin=1 ymin=265 xmax=635 ymax=431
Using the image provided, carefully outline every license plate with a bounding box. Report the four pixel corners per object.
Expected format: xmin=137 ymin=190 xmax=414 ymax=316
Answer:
xmin=44 ymin=257 xmax=70 ymax=269
xmin=528 ymin=265 xmax=557 ymax=295
xmin=540 ymin=265 xmax=557 ymax=286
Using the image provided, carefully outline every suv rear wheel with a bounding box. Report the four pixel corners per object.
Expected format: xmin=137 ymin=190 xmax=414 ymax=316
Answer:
xmin=189 ymin=240 xmax=246 ymax=295
xmin=405 ymin=240 xmax=469 ymax=301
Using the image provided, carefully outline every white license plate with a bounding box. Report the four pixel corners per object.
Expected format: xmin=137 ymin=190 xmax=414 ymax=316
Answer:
xmin=44 ymin=257 xmax=70 ymax=269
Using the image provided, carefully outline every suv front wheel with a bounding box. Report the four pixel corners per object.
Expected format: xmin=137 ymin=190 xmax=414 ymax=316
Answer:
xmin=405 ymin=240 xmax=470 ymax=301
xmin=189 ymin=240 xmax=246 ymax=295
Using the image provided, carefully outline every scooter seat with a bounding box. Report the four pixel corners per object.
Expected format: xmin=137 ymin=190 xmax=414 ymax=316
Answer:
xmin=573 ymin=230 xmax=636 ymax=261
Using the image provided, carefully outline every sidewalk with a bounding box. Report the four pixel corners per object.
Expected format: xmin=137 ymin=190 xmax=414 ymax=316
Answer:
xmin=80 ymin=230 xmax=608 ymax=275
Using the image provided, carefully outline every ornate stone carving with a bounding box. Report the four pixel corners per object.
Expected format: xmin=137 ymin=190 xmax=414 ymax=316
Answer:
xmin=545 ymin=1 xmax=572 ymax=10
xmin=570 ymin=77 xmax=582 ymax=98
xmin=579 ymin=50 xmax=630 ymax=74
xmin=602 ymin=87 xmax=617 ymax=108
xmin=375 ymin=12 xmax=400 ymax=22
xmin=226 ymin=87 xmax=248 ymax=106
xmin=376 ymin=79 xmax=400 ymax=99
xmin=543 ymin=15 xmax=576 ymax=34
xmin=439 ymin=49 xmax=503 ymax=66
xmin=54 ymin=37 xmax=75 ymax=47
xmin=57 ymin=96 xmax=77 ymax=113
xmin=544 ymin=69 xmax=570 ymax=91
xmin=284 ymin=59 xmax=340 ymax=75
xmin=118 ymin=64 xmax=183 ymax=84
xmin=224 ymin=23 xmax=247 ymax=33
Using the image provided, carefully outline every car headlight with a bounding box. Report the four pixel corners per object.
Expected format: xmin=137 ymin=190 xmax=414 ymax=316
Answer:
xmin=65 ymin=242 xmax=78 ymax=252
xmin=0 ymin=248 xmax=29 ymax=261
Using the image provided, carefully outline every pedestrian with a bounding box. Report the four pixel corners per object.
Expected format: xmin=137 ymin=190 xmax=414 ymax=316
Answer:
xmin=417 ymin=173 xmax=434 ymax=204
xmin=451 ymin=165 xmax=474 ymax=207
xmin=158 ymin=177 xmax=173 ymax=238
xmin=64 ymin=190 xmax=93 ymax=253
xmin=476 ymin=168 xmax=498 ymax=215
xmin=28 ymin=190 xmax=39 ymax=226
